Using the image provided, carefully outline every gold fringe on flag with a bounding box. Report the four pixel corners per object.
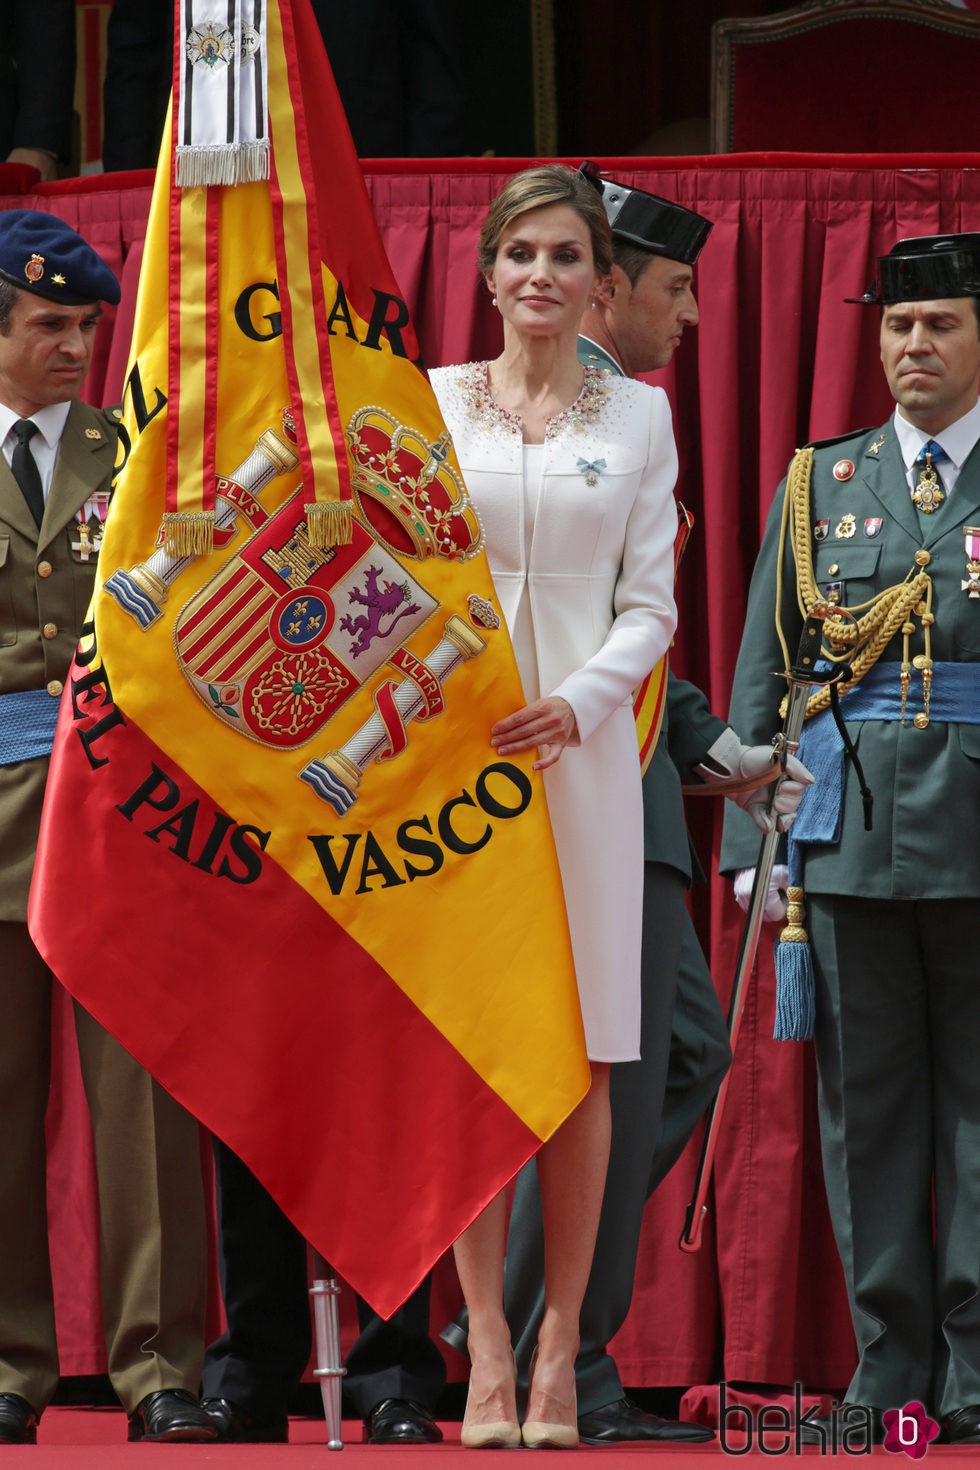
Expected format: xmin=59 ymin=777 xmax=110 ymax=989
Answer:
xmin=305 ymin=500 xmax=353 ymax=549
xmin=161 ymin=510 xmax=217 ymax=557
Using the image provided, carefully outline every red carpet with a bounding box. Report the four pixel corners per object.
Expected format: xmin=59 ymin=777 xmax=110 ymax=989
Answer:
xmin=13 ymin=1407 xmax=978 ymax=1464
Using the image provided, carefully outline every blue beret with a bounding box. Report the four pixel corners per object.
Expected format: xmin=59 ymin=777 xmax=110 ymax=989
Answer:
xmin=0 ymin=209 xmax=120 ymax=306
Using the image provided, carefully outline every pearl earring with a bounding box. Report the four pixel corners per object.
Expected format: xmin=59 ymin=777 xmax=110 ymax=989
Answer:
xmin=492 ymin=295 xmax=497 ymax=306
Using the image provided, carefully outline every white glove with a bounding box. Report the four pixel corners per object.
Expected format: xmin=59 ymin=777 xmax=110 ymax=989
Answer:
xmin=697 ymin=728 xmax=814 ymax=834
xmin=734 ymin=864 xmax=789 ymax=922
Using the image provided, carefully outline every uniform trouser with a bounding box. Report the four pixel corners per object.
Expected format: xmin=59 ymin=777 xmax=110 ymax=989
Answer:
xmin=203 ymin=1137 xmax=311 ymax=1420
xmin=0 ymin=921 xmax=209 ymax=1415
xmin=503 ymin=863 xmax=730 ymax=1414
xmin=203 ymin=1137 xmax=446 ymax=1420
xmin=345 ymin=1289 xmax=446 ymax=1418
xmin=809 ymin=894 xmax=980 ymax=1418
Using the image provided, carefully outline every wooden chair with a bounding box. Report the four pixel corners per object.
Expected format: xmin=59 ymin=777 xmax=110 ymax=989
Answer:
xmin=711 ymin=0 xmax=980 ymax=153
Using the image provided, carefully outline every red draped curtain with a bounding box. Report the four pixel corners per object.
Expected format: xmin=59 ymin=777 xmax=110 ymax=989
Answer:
xmin=10 ymin=153 xmax=980 ymax=1394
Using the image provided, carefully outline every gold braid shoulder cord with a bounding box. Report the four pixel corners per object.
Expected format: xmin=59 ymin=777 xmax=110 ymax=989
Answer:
xmin=776 ymin=446 xmax=935 ymax=726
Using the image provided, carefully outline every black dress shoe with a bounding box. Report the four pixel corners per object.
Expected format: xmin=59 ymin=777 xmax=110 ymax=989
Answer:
xmin=363 ymin=1398 xmax=443 ymax=1444
xmin=202 ymin=1396 xmax=289 ymax=1443
xmin=0 ymin=1393 xmax=39 ymax=1445
xmin=798 ymin=1403 xmax=884 ymax=1447
xmin=943 ymin=1405 xmax=980 ymax=1444
xmin=577 ymin=1397 xmax=714 ymax=1444
xmin=127 ymin=1389 xmax=218 ymax=1442
xmin=440 ymin=1315 xmax=470 ymax=1359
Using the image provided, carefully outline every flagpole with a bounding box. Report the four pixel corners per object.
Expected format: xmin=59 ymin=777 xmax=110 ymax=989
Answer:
xmin=309 ymin=1251 xmax=345 ymax=1450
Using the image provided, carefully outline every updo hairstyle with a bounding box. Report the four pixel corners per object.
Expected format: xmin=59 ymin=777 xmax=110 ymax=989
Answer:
xmin=476 ymin=164 xmax=613 ymax=279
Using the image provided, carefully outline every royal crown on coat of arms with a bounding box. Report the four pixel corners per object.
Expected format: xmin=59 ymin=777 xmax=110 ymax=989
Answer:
xmin=466 ymin=594 xmax=501 ymax=631
xmin=346 ymin=406 xmax=482 ymax=562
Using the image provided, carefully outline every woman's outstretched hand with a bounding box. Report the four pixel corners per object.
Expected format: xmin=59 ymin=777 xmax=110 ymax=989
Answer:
xmin=491 ymin=696 xmax=577 ymax=770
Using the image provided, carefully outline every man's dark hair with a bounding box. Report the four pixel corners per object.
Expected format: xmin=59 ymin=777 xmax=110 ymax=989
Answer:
xmin=0 ymin=279 xmax=20 ymax=335
xmin=611 ymin=241 xmax=657 ymax=288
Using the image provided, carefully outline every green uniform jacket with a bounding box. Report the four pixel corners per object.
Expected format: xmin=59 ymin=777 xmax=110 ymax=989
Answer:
xmin=720 ymin=419 xmax=980 ymax=897
xmin=649 ymin=674 xmax=728 ymax=880
xmin=0 ymin=400 xmax=119 ymax=917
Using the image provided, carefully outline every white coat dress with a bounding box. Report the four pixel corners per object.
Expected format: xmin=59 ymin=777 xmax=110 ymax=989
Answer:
xmin=430 ymin=362 xmax=678 ymax=1060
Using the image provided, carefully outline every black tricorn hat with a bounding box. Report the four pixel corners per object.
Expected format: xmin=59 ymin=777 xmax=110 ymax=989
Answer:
xmin=848 ymin=233 xmax=980 ymax=306
xmin=578 ymin=161 xmax=713 ymax=266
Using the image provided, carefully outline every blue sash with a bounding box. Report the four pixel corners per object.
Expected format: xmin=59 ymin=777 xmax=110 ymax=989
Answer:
xmin=793 ymin=660 xmax=980 ymax=849
xmin=0 ymin=688 xmax=62 ymax=765
xmin=775 ymin=660 xmax=980 ymax=1041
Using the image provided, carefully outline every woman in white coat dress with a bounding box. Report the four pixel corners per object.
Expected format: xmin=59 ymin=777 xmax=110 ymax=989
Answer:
xmin=429 ymin=166 xmax=678 ymax=1449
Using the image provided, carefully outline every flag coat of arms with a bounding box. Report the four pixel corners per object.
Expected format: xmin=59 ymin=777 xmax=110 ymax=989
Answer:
xmin=29 ymin=0 xmax=587 ymax=1316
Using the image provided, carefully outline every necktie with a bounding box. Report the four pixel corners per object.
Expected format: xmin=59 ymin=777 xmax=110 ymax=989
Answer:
xmin=911 ymin=439 xmax=948 ymax=515
xmin=10 ymin=419 xmax=44 ymax=527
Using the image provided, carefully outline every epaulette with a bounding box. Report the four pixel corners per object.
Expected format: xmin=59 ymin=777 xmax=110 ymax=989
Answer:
xmin=803 ymin=426 xmax=877 ymax=453
xmin=96 ymin=405 xmax=124 ymax=440
xmin=85 ymin=404 xmax=123 ymax=433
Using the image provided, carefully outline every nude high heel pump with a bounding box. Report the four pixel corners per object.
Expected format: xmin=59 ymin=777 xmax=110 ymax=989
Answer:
xmin=460 ymin=1349 xmax=521 ymax=1449
xmin=461 ymin=1420 xmax=523 ymax=1449
xmin=521 ymin=1420 xmax=579 ymax=1450
xmin=521 ymin=1349 xmax=579 ymax=1449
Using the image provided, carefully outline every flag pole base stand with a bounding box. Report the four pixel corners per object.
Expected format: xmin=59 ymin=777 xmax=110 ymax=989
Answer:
xmin=310 ymin=1277 xmax=345 ymax=1449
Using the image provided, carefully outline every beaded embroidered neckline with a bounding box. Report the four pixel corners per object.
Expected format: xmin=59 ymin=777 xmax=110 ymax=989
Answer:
xmin=455 ymin=360 xmax=610 ymax=441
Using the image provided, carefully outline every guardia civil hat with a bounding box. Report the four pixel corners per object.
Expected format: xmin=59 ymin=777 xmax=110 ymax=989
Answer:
xmin=579 ymin=161 xmax=713 ymax=266
xmin=849 ymin=232 xmax=980 ymax=306
xmin=0 ymin=209 xmax=120 ymax=306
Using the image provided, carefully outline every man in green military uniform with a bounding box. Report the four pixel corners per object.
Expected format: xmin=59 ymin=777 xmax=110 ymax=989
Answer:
xmin=721 ymin=233 xmax=980 ymax=1447
xmin=469 ymin=170 xmax=811 ymax=1444
xmin=0 ymin=210 xmax=213 ymax=1445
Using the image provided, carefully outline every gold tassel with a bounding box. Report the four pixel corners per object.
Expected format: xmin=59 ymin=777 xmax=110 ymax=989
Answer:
xmin=306 ymin=500 xmax=353 ymax=549
xmin=161 ymin=510 xmax=215 ymax=557
xmin=779 ymin=886 xmax=809 ymax=945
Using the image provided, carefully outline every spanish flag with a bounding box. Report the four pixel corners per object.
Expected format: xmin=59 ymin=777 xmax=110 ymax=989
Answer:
xmin=29 ymin=0 xmax=587 ymax=1316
